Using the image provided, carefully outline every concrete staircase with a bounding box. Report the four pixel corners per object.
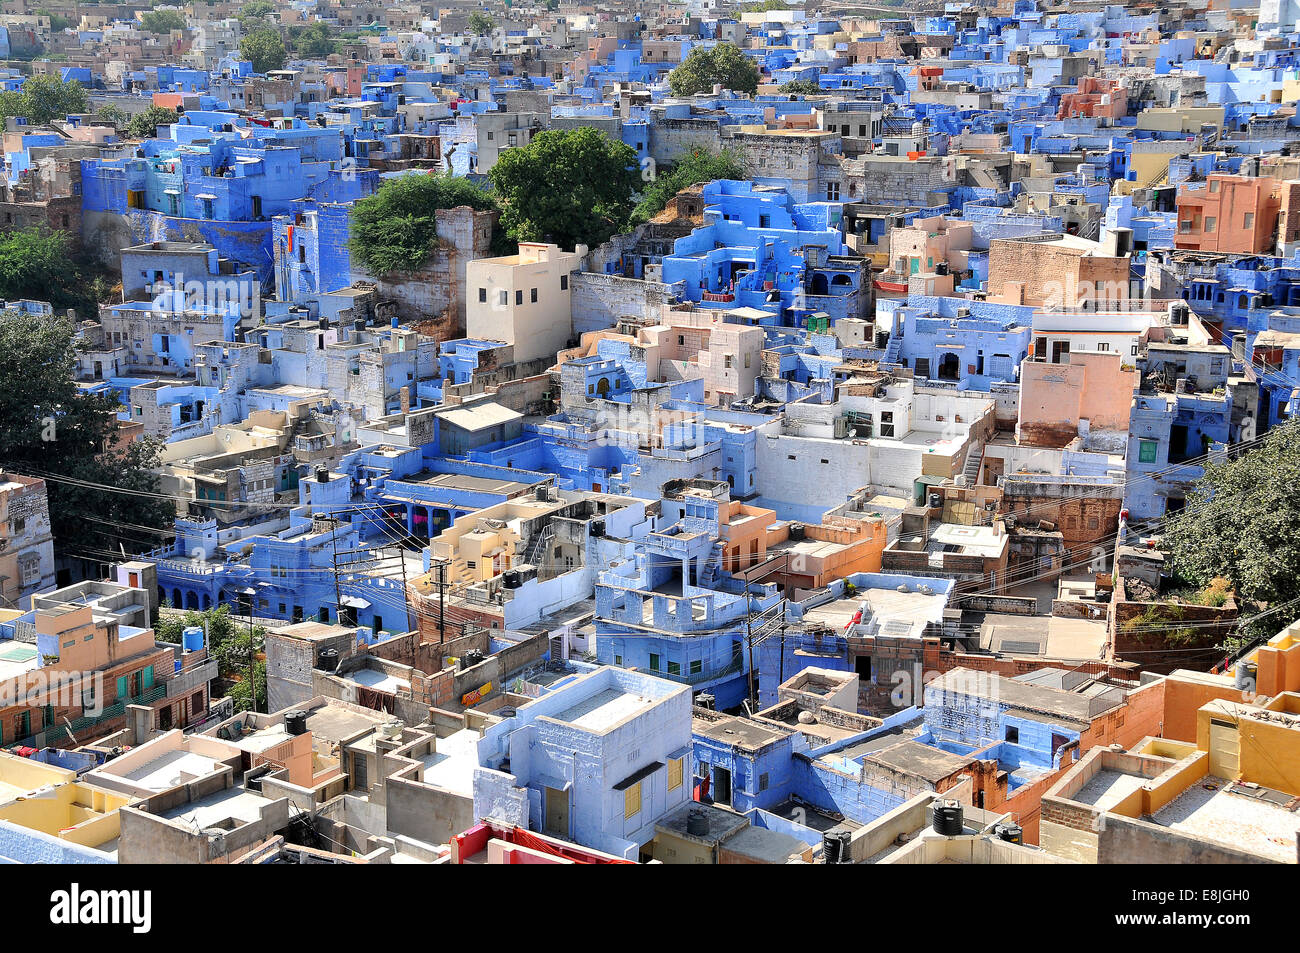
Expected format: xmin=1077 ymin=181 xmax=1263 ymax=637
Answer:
xmin=699 ymin=542 xmax=725 ymax=589
xmin=962 ymin=442 xmax=984 ymax=487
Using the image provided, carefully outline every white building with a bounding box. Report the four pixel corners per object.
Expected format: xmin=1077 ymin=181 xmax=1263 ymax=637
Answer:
xmin=466 ymin=243 xmax=585 ymax=364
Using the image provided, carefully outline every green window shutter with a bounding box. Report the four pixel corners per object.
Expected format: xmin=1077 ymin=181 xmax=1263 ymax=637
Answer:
xmin=142 ymin=666 xmax=155 ymax=690
xmin=116 ymin=675 xmax=128 ymax=700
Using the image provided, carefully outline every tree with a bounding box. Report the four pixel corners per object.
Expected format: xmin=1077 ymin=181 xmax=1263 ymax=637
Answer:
xmin=489 ymin=127 xmax=640 ymax=251
xmin=1163 ymin=420 xmax=1300 ymax=640
xmin=238 ymin=0 xmax=274 ymax=28
xmin=139 ymin=9 xmax=185 ymax=33
xmin=0 ymin=309 xmax=174 ymax=559
xmin=779 ymin=79 xmax=823 ymax=95
xmin=292 ymin=22 xmax=337 ymax=58
xmin=0 ymin=76 xmax=89 ymax=125
xmin=38 ymin=9 xmax=73 ymax=30
xmin=0 ymin=228 xmax=111 ymax=315
xmin=95 ymin=103 xmax=129 ymax=127
xmin=241 ymin=28 xmax=287 ymax=73
xmin=125 ymin=105 xmax=179 ymax=139
xmin=668 ymin=43 xmax=761 ymax=97
xmin=348 ymin=172 xmax=500 ymax=276
xmin=631 ymin=148 xmax=745 ymax=224
xmin=155 ymin=605 xmax=267 ymax=713
xmin=468 ymin=11 xmax=494 ymax=35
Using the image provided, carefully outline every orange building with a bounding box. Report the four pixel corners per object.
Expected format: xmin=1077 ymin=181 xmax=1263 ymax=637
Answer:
xmin=1175 ymin=174 xmax=1282 ymax=254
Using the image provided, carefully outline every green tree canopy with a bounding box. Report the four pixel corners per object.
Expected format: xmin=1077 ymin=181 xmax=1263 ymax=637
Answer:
xmin=140 ymin=9 xmax=185 ymax=33
xmin=468 ymin=11 xmax=495 ymax=34
xmin=125 ymin=105 xmax=179 ymax=139
xmin=488 ymin=126 xmax=640 ymax=251
xmin=1164 ymin=421 xmax=1300 ymax=635
xmin=631 ymin=148 xmax=745 ymax=224
xmin=241 ymin=28 xmax=287 ymax=73
xmin=0 ymin=227 xmax=113 ymax=316
xmin=0 ymin=309 xmax=174 ymax=559
xmin=668 ymin=43 xmax=761 ymax=97
xmin=0 ymin=76 xmax=89 ymax=125
xmin=779 ymin=79 xmax=823 ymax=95
xmin=155 ymin=605 xmax=267 ymax=713
xmin=291 ymin=21 xmax=337 ymax=58
xmin=95 ymin=103 xmax=130 ymax=127
xmin=348 ymin=173 xmax=500 ymax=276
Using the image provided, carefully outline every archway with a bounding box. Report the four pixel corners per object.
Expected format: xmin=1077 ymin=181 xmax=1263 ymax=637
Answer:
xmin=938 ymin=353 xmax=960 ymax=381
xmin=185 ymin=591 xmax=199 ymax=610
xmin=809 ymin=274 xmax=829 ymax=296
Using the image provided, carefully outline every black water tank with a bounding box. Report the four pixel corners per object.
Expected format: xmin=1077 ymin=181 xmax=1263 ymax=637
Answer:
xmin=789 ymin=522 xmax=806 ymax=541
xmin=316 ymin=467 xmax=330 ymax=483
xmin=686 ymin=809 xmax=709 ymax=837
xmin=502 ymin=570 xmax=521 ymax=589
xmin=823 ymin=827 xmax=851 ymax=864
xmin=994 ymin=822 xmax=1023 ymax=845
xmin=460 ymin=649 xmax=485 ymax=670
xmin=931 ymin=799 xmax=964 ymax=836
xmin=285 ymin=711 xmax=308 ymax=736
xmin=696 ymin=693 xmax=715 ymax=710
xmin=592 ymin=519 xmax=605 ymax=537
xmin=317 ymin=647 xmax=339 ymax=672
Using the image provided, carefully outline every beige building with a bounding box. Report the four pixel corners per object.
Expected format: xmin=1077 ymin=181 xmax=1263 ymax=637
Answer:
xmin=466 ymin=243 xmax=585 ymax=364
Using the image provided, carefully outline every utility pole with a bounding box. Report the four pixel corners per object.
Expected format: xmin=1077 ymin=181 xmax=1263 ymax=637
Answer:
xmin=240 ymin=586 xmax=258 ymax=714
xmin=437 ymin=559 xmax=447 ymax=644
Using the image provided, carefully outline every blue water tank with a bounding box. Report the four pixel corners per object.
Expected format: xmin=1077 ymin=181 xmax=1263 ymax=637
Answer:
xmin=182 ymin=626 xmax=204 ymax=652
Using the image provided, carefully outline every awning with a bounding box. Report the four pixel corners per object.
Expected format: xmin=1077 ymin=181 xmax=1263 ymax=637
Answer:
xmin=195 ymin=192 xmax=217 ymax=200
xmin=340 ymin=595 xmax=371 ymax=609
xmin=613 ymin=761 xmax=664 ymax=791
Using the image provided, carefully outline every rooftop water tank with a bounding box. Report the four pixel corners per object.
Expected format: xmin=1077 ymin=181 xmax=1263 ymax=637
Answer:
xmin=823 ymin=827 xmax=852 ymax=864
xmin=285 ymin=711 xmax=308 ymax=736
xmin=931 ymin=799 xmax=964 ymax=836
xmin=182 ymin=626 xmax=204 ymax=653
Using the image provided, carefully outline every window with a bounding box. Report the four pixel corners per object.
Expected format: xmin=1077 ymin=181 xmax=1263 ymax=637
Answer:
xmin=478 ymin=287 xmax=487 ymax=303
xmin=1204 ymin=216 xmax=1216 ymax=233
xmin=649 ymin=653 xmax=661 ymax=672
xmin=1243 ymin=212 xmax=1255 ymax=229
xmin=515 ymin=290 xmax=523 ymax=306
xmin=614 ymin=654 xmax=623 ymax=666
xmin=530 ymin=287 xmax=538 ymax=303
xmin=668 ymin=660 xmax=681 ymax=676
xmin=560 ymin=274 xmax=568 ymax=291
xmin=826 ymin=182 xmax=840 ymax=201
xmin=1138 ymin=439 xmax=1158 ymax=464
xmin=1209 ymin=179 xmax=1221 ymax=193
xmin=498 ymin=290 xmax=508 ymax=307
xmin=759 ymin=772 xmax=769 ymax=792
xmin=624 ymin=781 xmax=642 ymax=819
xmin=1005 ymin=726 xmax=1019 ymax=744
xmin=668 ymin=757 xmax=683 ymax=792
xmin=1096 ymin=342 xmax=1109 ymax=351
xmin=690 ymin=659 xmax=702 ymax=675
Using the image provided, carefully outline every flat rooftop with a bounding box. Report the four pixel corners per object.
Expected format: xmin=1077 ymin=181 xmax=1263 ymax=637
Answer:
xmin=419 ymin=727 xmax=480 ymax=797
xmin=695 ymin=715 xmax=789 ymax=750
xmin=802 ymin=584 xmax=948 ymax=639
xmin=1071 ymin=769 xmax=1147 ymax=811
xmin=119 ymin=749 xmax=227 ymax=791
xmin=553 ymin=686 xmax=656 ymax=732
xmin=1149 ymin=776 xmax=1298 ymax=863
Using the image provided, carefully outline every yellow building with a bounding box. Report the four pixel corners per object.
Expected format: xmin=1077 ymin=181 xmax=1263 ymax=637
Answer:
xmin=0 ymin=752 xmax=133 ymax=855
